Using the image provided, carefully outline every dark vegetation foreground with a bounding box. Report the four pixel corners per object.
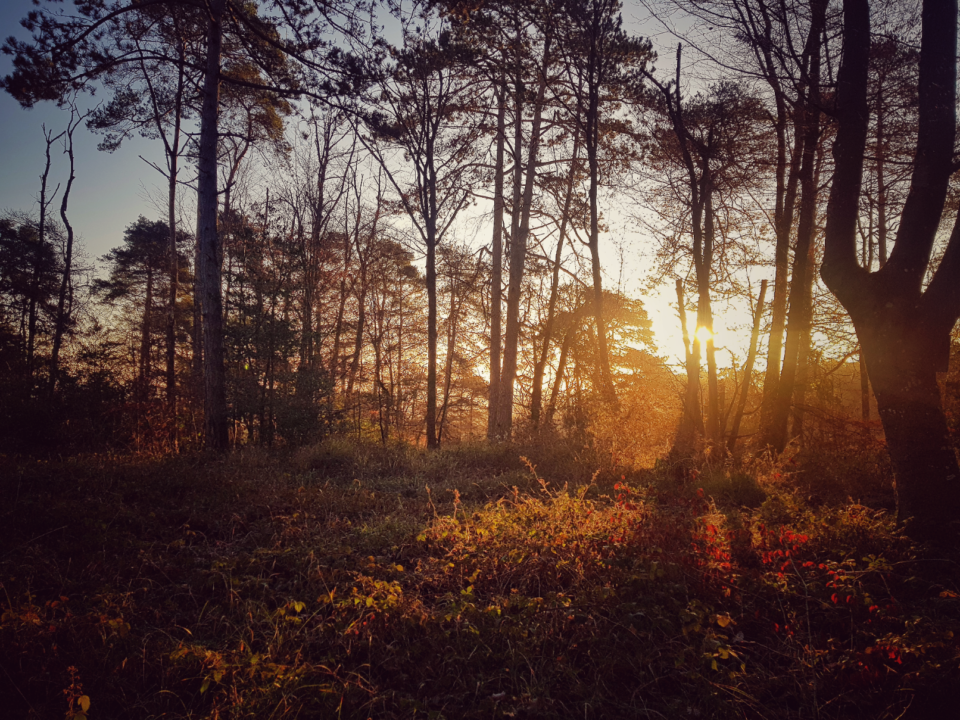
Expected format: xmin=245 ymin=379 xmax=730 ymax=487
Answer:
xmin=2 ymin=441 xmax=959 ymax=719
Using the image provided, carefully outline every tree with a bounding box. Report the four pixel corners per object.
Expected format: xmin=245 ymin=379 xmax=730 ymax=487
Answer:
xmin=49 ymin=102 xmax=87 ymax=396
xmin=85 ymin=4 xmax=203 ymax=439
xmin=820 ymin=0 xmax=960 ymax=537
xmin=358 ymin=9 xmax=478 ymax=448
xmin=94 ymin=217 xmax=191 ymax=403
xmin=2 ymin=0 xmax=359 ymax=450
xmin=640 ymin=71 xmax=770 ymax=451
xmin=0 ymin=215 xmax=64 ymax=382
xmin=560 ymin=0 xmax=651 ymax=407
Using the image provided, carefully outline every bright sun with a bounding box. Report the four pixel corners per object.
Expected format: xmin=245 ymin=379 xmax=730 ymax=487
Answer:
xmin=695 ymin=326 xmax=714 ymax=345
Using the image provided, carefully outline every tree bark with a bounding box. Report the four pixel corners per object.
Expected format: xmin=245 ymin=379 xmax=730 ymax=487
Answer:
xmin=729 ymin=279 xmax=767 ymax=450
xmin=821 ymin=0 xmax=960 ymax=538
xmin=197 ymin=0 xmax=228 ymax=451
xmin=50 ymin=110 xmax=79 ymax=395
xmin=531 ymin=134 xmax=580 ymax=427
xmin=765 ymin=0 xmax=826 ymax=451
xmin=673 ymin=278 xmax=704 ymax=455
xmin=138 ymin=267 xmax=154 ymax=402
xmin=487 ymin=79 xmax=506 ymax=439
xmin=497 ymin=33 xmax=553 ymax=437
xmin=29 ymin=127 xmax=62 ymax=381
xmin=583 ymin=34 xmax=616 ymax=406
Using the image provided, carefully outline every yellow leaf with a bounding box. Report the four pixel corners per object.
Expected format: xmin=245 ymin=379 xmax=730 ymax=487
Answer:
xmin=716 ymin=614 xmax=732 ymax=628
xmin=719 ymin=648 xmax=729 ymax=660
xmin=79 ymin=696 xmax=91 ymax=712
xmin=711 ymin=659 xmax=718 ymax=671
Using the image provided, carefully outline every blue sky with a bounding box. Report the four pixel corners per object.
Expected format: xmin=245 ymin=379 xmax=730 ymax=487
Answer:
xmin=0 ymin=1 xmax=725 ymax=363
xmin=0 ymin=1 xmax=164 ymax=262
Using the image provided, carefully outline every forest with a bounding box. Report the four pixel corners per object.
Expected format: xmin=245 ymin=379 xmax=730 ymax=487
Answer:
xmin=1 ymin=0 xmax=960 ymax=717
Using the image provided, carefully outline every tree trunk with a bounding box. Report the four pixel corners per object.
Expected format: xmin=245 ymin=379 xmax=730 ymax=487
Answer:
xmin=673 ymin=279 xmax=704 ymax=456
xmin=487 ymin=79 xmax=506 ymax=440
xmin=139 ymin=268 xmax=154 ymax=401
xmin=585 ymin=62 xmax=616 ymax=405
xmin=530 ymin=134 xmax=580 ymax=427
xmin=438 ymin=275 xmax=459 ymax=445
xmin=700 ymin=187 xmax=720 ymax=444
xmin=29 ymin=128 xmax=61 ymax=381
xmin=425 ymin=225 xmax=438 ymax=448
xmin=497 ymin=34 xmax=553 ymax=437
xmin=821 ymin=0 xmax=960 ymax=539
xmin=859 ymin=351 xmax=870 ymax=421
xmin=761 ymin=105 xmax=803 ymax=431
xmin=196 ymin=0 xmax=228 ymax=451
xmin=729 ymin=279 xmax=767 ymax=450
xmin=863 ymin=321 xmax=960 ymax=529
xmin=765 ymin=0 xmax=826 ymax=451
xmin=50 ymin=112 xmax=78 ymax=395
xmin=163 ymin=44 xmax=185 ymax=449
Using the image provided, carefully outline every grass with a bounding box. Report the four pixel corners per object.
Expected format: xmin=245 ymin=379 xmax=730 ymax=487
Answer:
xmin=0 ymin=440 xmax=958 ymax=719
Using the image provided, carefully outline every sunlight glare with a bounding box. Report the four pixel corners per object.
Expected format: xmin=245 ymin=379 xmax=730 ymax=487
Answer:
xmin=695 ymin=325 xmax=714 ymax=345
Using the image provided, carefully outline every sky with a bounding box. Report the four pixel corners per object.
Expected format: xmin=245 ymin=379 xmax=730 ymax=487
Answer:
xmin=0 ymin=1 xmax=175 ymax=265
xmin=0 ymin=0 xmax=755 ymax=365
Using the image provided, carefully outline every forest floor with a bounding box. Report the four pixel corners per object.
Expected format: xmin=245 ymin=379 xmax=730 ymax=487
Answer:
xmin=1 ymin=439 xmax=959 ymax=719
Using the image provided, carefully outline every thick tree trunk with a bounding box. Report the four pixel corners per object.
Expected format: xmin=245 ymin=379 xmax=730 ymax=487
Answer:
xmin=196 ymin=0 xmax=228 ymax=450
xmin=821 ymin=0 xmax=960 ymax=539
xmin=164 ymin=49 xmax=185 ymax=449
xmin=862 ymin=321 xmax=960 ymax=530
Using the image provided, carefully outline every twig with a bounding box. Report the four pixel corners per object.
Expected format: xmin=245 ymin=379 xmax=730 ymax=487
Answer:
xmin=0 ymin=526 xmax=69 ymax=560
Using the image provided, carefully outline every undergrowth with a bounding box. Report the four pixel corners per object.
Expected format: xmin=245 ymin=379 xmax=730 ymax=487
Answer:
xmin=0 ymin=442 xmax=958 ymax=719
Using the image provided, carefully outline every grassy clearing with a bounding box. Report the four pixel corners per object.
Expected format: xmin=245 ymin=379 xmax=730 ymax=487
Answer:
xmin=1 ymin=442 xmax=958 ymax=719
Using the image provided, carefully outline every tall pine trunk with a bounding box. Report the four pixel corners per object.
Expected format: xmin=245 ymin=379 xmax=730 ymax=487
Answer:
xmin=196 ymin=0 xmax=228 ymax=450
xmin=497 ymin=34 xmax=553 ymax=436
xmin=487 ymin=79 xmax=506 ymax=440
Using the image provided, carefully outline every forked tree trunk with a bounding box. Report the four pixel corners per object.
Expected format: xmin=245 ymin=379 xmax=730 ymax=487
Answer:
xmin=50 ymin=111 xmax=79 ymax=395
xmin=821 ymin=0 xmax=960 ymax=538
